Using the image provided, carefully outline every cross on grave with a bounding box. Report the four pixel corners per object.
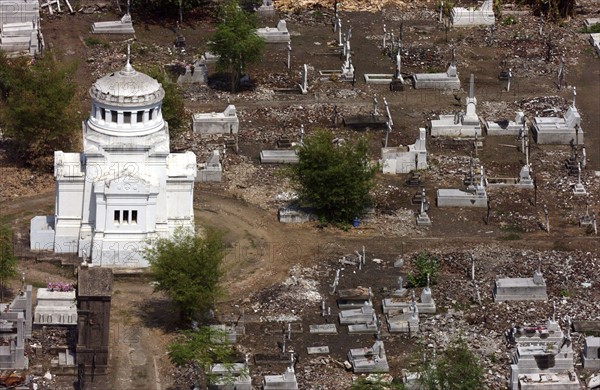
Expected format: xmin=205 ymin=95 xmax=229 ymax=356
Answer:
xmin=373 ymin=95 xmax=379 ymax=116
xmin=347 ymin=24 xmax=352 ymax=40
xmin=382 ymin=24 xmax=387 ymax=48
xmin=580 ymin=198 xmax=592 ymax=227
xmin=451 ymin=47 xmax=456 ymax=67
xmin=383 ymin=97 xmax=393 ymax=126
xmin=558 ymin=57 xmax=565 ymax=89
xmin=593 ymin=212 xmax=598 ymax=235
xmin=439 ymin=0 xmax=444 ymax=22
xmin=300 ymin=64 xmax=308 ymax=94
xmin=544 ymin=206 xmax=550 ymax=233
xmin=539 ymin=15 xmax=544 ymax=36
xmin=330 ymin=269 xmax=340 ymax=295
xmin=300 ymin=124 xmax=305 ymax=144
xmin=337 ymin=19 xmax=343 ymax=45
xmin=287 ymin=43 xmax=291 ymax=69
xmin=506 ymin=68 xmax=512 ymax=92
xmin=390 ymin=32 xmax=395 ymax=56
xmin=395 ymin=52 xmax=403 ymax=81
xmin=471 ymin=254 xmax=475 ymax=281
xmin=473 ymin=283 xmax=482 ymax=305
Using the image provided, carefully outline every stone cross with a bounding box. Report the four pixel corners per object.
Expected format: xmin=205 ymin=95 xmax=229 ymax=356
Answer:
xmin=383 ymin=97 xmax=392 ymax=126
xmin=282 ymin=331 xmax=286 ymax=352
xmin=572 ymin=86 xmax=577 ymax=108
xmin=287 ymin=322 xmax=292 ymax=340
xmin=362 ymin=246 xmax=366 ymax=264
xmin=474 ymin=283 xmax=481 ymax=305
xmin=373 ymin=95 xmax=379 ymax=116
xmin=525 ymin=137 xmax=530 ymax=166
xmin=507 ymin=68 xmax=512 ymax=92
xmin=426 ymin=272 xmax=430 ymax=288
xmin=395 ymin=52 xmax=402 ymax=79
xmin=593 ymin=212 xmax=598 ymax=235
xmin=300 ymin=124 xmax=304 ymax=144
xmin=321 ymin=300 xmax=326 ymax=316
xmin=420 ymin=188 xmax=427 ymax=215
xmin=345 ymin=38 xmax=351 ymax=62
xmin=287 ymin=42 xmax=291 ymax=69
xmin=300 ymin=64 xmax=308 ymax=93
xmin=558 ymin=57 xmax=564 ymax=89
xmin=539 ymin=15 xmax=543 ymax=36
xmin=385 ymin=121 xmax=392 ymax=148
xmin=382 ymin=24 xmax=387 ymax=48
xmin=553 ymin=302 xmax=556 ymax=322
xmin=544 ymin=206 xmax=550 ymax=233
xmin=397 ymin=276 xmax=403 ymax=290
xmin=337 ymin=18 xmax=342 ymax=45
xmin=21 ymin=272 xmax=25 ymax=290
xmin=439 ymin=0 xmax=444 ymax=22
xmin=471 ymin=254 xmax=475 ymax=281
xmin=479 ymin=165 xmax=485 ymax=188
xmin=577 ymin=162 xmax=582 ymax=185
xmin=390 ymin=32 xmax=395 ymax=55
xmin=537 ymin=256 xmax=542 ymax=274
xmin=347 ymin=24 xmax=352 ymax=40
xmin=451 ymin=47 xmax=456 ymax=67
xmin=330 ymin=269 xmax=340 ymax=294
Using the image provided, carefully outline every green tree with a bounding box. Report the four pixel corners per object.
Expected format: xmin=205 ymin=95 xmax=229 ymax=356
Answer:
xmin=144 ymin=66 xmax=187 ymax=141
xmin=168 ymin=326 xmax=240 ymax=387
xmin=288 ymin=130 xmax=378 ymax=224
xmin=208 ymin=0 xmax=265 ymax=92
xmin=145 ymin=228 xmax=225 ymax=321
xmin=0 ymin=225 xmax=18 ymax=302
xmin=406 ymin=251 xmax=439 ymax=288
xmin=351 ymin=375 xmax=406 ymax=389
xmin=436 ymin=338 xmax=484 ymax=389
xmin=0 ymin=51 xmax=80 ymax=170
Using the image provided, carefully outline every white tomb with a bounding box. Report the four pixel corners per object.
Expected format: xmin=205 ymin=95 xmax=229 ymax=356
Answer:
xmin=91 ymin=13 xmax=135 ymax=34
xmin=451 ymin=0 xmax=495 ymax=27
xmin=0 ymin=20 xmax=43 ymax=56
xmin=381 ymin=128 xmax=428 ymax=174
xmin=192 ymin=105 xmax=239 ymax=136
xmin=256 ymin=20 xmax=290 ymax=43
xmin=582 ymin=336 xmax=600 ymax=369
xmin=34 ymin=288 xmax=77 ymax=325
xmin=590 ymin=33 xmax=600 ymax=56
xmin=431 ymin=74 xmax=482 ymax=137
xmin=413 ymin=50 xmax=460 ymax=90
xmin=30 ymin=49 xmax=197 ymax=267
xmin=197 ymin=150 xmax=222 ymax=182
xmin=485 ymin=112 xmax=525 ymax=136
xmin=532 ymin=88 xmax=583 ymax=145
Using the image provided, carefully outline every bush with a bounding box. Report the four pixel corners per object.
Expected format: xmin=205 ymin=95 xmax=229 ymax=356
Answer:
xmin=406 ymin=251 xmax=439 ymax=288
xmin=502 ymin=15 xmax=517 ymax=25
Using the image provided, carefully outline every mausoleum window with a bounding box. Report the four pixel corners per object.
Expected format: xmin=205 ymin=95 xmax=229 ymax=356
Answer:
xmin=114 ymin=210 xmax=120 ymax=224
xmin=111 ymin=111 xmax=118 ymax=123
xmin=124 ymin=112 xmax=131 ymax=124
xmin=101 ymin=108 xmax=106 ymax=121
xmin=131 ymin=210 xmax=138 ymax=224
xmin=136 ymin=111 xmax=143 ymax=123
xmin=150 ymin=109 xmax=155 ymax=120
xmin=123 ymin=210 xmax=129 ymax=224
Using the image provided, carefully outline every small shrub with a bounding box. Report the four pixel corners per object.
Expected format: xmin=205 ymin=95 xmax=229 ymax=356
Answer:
xmin=84 ymin=37 xmax=102 ymax=47
xmin=503 ymin=15 xmax=517 ymax=25
xmin=407 ymin=251 xmax=439 ymax=287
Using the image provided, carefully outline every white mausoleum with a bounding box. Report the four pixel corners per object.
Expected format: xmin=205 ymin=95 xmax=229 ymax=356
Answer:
xmin=30 ymin=51 xmax=197 ymax=267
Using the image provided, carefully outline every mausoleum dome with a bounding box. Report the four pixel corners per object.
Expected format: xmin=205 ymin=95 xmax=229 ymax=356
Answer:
xmin=90 ymin=61 xmax=164 ymax=105
xmin=86 ymin=49 xmax=167 ymax=137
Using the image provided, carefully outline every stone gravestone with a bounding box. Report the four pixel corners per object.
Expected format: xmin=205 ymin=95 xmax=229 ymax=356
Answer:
xmin=76 ymin=265 xmax=113 ymax=378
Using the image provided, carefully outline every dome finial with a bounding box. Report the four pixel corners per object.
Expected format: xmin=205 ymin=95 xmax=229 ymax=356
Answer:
xmin=122 ymin=44 xmax=135 ymax=74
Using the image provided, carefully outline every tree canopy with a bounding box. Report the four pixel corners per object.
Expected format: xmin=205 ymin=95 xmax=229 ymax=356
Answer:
xmin=208 ymin=0 xmax=265 ymax=92
xmin=145 ymin=228 xmax=225 ymax=321
xmin=0 ymin=225 xmax=18 ymax=302
xmin=0 ymin=52 xmax=80 ymax=170
xmin=288 ymin=130 xmax=378 ymax=224
xmin=144 ymin=66 xmax=187 ymax=141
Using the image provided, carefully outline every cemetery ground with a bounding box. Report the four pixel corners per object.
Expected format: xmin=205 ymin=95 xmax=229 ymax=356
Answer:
xmin=0 ymin=1 xmax=599 ymax=388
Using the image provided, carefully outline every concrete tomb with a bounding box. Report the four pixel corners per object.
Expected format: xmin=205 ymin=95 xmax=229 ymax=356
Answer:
xmin=531 ymin=88 xmax=583 ymax=145
xmin=382 ymin=285 xmax=436 ymax=314
xmin=347 ymin=341 xmax=389 ymax=373
xmin=437 ymin=166 xmax=488 ymax=207
xmin=431 ymin=74 xmax=482 ymax=137
xmin=0 ymin=285 xmax=32 ymax=369
xmin=34 ymin=287 xmax=77 ymax=326
xmin=277 ymin=207 xmax=315 ymax=223
xmin=451 ymin=0 xmax=495 ymax=27
xmin=0 ymin=21 xmax=44 ymax=56
xmin=338 ymin=287 xmax=373 ymax=309
xmin=582 ymin=336 xmax=600 ymax=370
xmin=197 ymin=150 xmax=222 ymax=182
xmin=386 ymin=293 xmax=420 ymax=333
xmin=0 ymin=284 xmax=32 ymax=338
xmin=508 ymin=319 xmax=579 ymax=390
xmin=256 ymin=20 xmax=290 ymax=43
xmin=590 ymin=33 xmax=600 ymax=56
xmin=262 ymin=362 xmax=298 ymax=389
xmin=493 ymin=263 xmax=547 ymax=302
xmin=0 ymin=0 xmax=40 ymax=25
xmin=192 ymin=104 xmax=239 ymax=136
xmin=382 ymin=128 xmax=428 ymax=174
xmin=176 ymin=60 xmax=208 ymax=84
xmin=309 ymin=324 xmax=337 ymax=334
xmin=260 ymin=150 xmax=299 ymax=164
xmin=572 ymin=163 xmax=587 ymax=196
xmin=413 ymin=48 xmax=460 ymax=90
xmin=91 ymin=13 xmax=135 ymax=34
xmin=339 ymin=301 xmax=376 ymax=324
xmin=485 ymin=112 xmax=525 ymax=136
xmin=0 ymin=311 xmax=27 ymax=369
xmin=416 ymin=188 xmax=432 ymax=226
xmin=209 ymin=360 xmax=251 ymax=390
xmin=256 ymin=0 xmax=275 ymax=16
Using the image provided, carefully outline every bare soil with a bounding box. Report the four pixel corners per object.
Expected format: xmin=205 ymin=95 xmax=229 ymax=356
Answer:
xmin=0 ymin=1 xmax=599 ymax=389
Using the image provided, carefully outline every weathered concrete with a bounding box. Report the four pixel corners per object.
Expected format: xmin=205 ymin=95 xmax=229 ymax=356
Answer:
xmin=493 ymin=270 xmax=547 ymax=302
xmin=532 ymin=90 xmax=583 ymax=145
xmin=436 ymin=188 xmax=487 ymax=207
xmin=197 ymin=150 xmax=222 ymax=182
xmin=583 ymin=336 xmax=600 ymax=370
xmin=452 ymin=0 xmax=495 ymax=27
xmin=34 ymin=288 xmax=77 ymax=325
xmin=485 ymin=112 xmax=525 ymax=136
xmin=256 ymin=20 xmax=290 ymax=43
xmin=348 ymin=341 xmax=389 ymax=373
xmin=192 ymin=105 xmax=239 ymax=136
xmin=413 ymin=63 xmax=460 ymax=90
xmin=382 ymin=128 xmax=428 ymax=174
xmin=260 ymin=150 xmax=299 ymax=164
xmin=91 ymin=13 xmax=135 ymax=34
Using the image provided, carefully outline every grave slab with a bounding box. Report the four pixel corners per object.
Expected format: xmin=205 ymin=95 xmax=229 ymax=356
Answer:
xmin=307 ymin=346 xmax=330 ymax=354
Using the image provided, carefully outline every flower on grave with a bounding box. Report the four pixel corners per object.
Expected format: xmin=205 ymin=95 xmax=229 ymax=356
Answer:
xmin=47 ymin=282 xmax=74 ymax=292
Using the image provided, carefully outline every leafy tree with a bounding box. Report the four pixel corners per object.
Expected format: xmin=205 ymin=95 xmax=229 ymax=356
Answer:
xmin=436 ymin=338 xmax=484 ymax=389
xmin=0 ymin=51 xmax=80 ymax=170
xmin=0 ymin=225 xmax=18 ymax=302
xmin=288 ymin=130 xmax=378 ymax=224
xmin=168 ymin=326 xmax=240 ymax=387
xmin=351 ymin=375 xmax=406 ymax=389
xmin=208 ymin=0 xmax=265 ymax=92
xmin=144 ymin=66 xmax=187 ymax=141
xmin=406 ymin=251 xmax=439 ymax=288
xmin=145 ymin=228 xmax=225 ymax=321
